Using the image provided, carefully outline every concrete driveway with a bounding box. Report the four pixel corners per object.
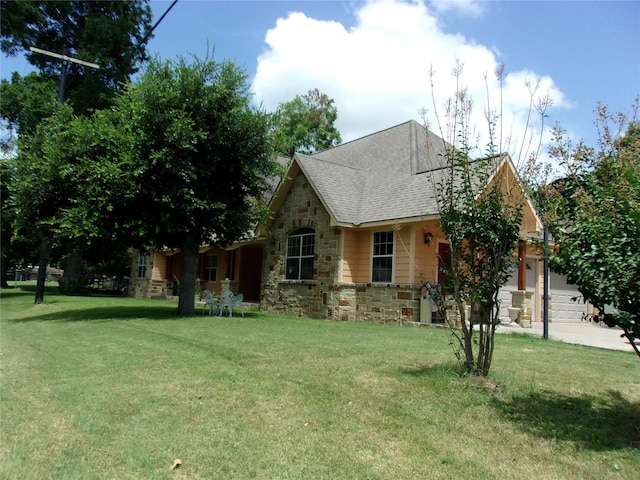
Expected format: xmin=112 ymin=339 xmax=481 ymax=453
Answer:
xmin=497 ymin=321 xmax=639 ymax=353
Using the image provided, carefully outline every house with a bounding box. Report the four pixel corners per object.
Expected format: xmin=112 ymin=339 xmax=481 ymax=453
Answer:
xmin=259 ymin=120 xmax=588 ymax=324
xmin=130 ymin=120 xmax=588 ymax=324
xmin=127 ymin=156 xmax=290 ymax=302
xmin=128 ymin=240 xmax=265 ymax=301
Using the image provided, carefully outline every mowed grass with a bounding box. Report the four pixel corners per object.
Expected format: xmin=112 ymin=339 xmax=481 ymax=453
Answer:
xmin=1 ymin=286 xmax=639 ymax=479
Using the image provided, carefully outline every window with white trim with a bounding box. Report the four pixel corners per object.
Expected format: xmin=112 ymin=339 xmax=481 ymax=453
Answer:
xmin=286 ymin=228 xmax=315 ymax=280
xmin=204 ymin=255 xmax=218 ymax=282
xmin=372 ymin=231 xmax=394 ymax=283
xmin=137 ymin=253 xmax=148 ymax=279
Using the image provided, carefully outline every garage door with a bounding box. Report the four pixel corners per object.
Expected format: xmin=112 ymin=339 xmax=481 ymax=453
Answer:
xmin=549 ymin=271 xmax=587 ymax=322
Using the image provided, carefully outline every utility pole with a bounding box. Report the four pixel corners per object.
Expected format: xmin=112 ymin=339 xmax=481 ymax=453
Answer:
xmin=29 ymin=47 xmax=100 ymax=103
xmin=543 ymin=225 xmax=549 ymax=339
xmin=28 ymin=47 xmax=99 ymax=304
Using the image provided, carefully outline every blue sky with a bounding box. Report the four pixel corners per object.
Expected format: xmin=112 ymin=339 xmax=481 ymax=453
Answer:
xmin=2 ymin=0 xmax=639 ymax=167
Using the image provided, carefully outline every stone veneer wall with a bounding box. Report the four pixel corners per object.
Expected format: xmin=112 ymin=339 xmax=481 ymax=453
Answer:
xmin=128 ymin=250 xmax=172 ymax=299
xmin=261 ymin=171 xmax=422 ymax=323
xmin=338 ymin=283 xmax=420 ymax=323
xmin=129 ymin=278 xmax=170 ymax=299
xmin=262 ymin=171 xmax=341 ymax=317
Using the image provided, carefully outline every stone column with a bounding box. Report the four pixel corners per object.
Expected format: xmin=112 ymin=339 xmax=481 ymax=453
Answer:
xmin=221 ymin=278 xmax=238 ymax=294
xmin=511 ymin=290 xmax=533 ymax=328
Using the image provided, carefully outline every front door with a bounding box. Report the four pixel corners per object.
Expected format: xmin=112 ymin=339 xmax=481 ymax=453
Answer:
xmin=237 ymin=245 xmax=264 ymax=301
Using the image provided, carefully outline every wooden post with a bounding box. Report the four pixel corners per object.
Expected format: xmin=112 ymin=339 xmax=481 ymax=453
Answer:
xmin=518 ymin=241 xmax=526 ymax=291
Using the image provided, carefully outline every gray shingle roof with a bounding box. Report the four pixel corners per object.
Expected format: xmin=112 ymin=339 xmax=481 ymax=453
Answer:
xmin=295 ymin=120 xmax=454 ymax=226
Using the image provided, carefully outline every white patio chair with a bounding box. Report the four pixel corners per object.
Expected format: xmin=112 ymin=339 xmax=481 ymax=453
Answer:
xmin=202 ymin=290 xmax=217 ymax=316
xmin=218 ymin=290 xmax=236 ymax=316
xmin=232 ymin=293 xmax=244 ymax=317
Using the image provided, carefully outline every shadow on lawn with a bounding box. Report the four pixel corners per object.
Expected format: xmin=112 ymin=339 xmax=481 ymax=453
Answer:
xmin=0 ymin=286 xmax=59 ymax=298
xmin=3 ymin=287 xmax=257 ymax=322
xmin=8 ymin=304 xmax=180 ymax=322
xmin=8 ymin=302 xmax=257 ymax=323
xmin=402 ymin=363 xmax=460 ymax=376
xmin=492 ymin=389 xmax=640 ymax=451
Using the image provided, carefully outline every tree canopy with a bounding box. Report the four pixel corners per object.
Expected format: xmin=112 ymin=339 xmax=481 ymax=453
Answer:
xmin=116 ymin=56 xmax=279 ymax=313
xmin=273 ymin=88 xmax=342 ymax=156
xmin=1 ymin=0 xmax=153 ymax=297
xmin=12 ymin=104 xmax=134 ymax=245
xmin=541 ymin=104 xmax=640 ymax=357
xmin=1 ymin=0 xmax=152 ymax=116
xmin=10 ymin=55 xmax=280 ymax=311
xmin=0 ymin=73 xmax=58 ymax=136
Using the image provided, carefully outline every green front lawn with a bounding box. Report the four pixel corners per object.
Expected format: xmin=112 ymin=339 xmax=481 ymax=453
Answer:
xmin=1 ymin=288 xmax=639 ymax=479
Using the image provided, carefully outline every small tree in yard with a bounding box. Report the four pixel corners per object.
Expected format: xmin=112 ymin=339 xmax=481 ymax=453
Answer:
xmin=118 ymin=56 xmax=279 ymax=314
xmin=425 ymin=64 xmax=551 ymax=376
xmin=540 ymin=101 xmax=640 ymax=357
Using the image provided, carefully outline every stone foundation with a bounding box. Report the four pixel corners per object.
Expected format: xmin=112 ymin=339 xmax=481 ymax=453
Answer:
xmin=129 ymin=278 xmax=171 ymax=298
xmin=261 ymin=281 xmax=423 ymax=323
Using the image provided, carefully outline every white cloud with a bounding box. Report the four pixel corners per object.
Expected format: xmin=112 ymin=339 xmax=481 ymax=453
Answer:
xmin=252 ymin=0 xmax=567 ymax=167
xmin=429 ymin=0 xmax=485 ymax=16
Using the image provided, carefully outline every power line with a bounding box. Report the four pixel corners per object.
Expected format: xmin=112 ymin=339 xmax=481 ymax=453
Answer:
xmin=141 ymin=0 xmax=179 ymax=46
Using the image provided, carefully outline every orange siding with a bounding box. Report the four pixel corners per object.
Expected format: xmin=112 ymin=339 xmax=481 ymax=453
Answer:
xmin=341 ymin=229 xmax=356 ymax=282
xmin=341 ymin=229 xmax=370 ymax=282
xmin=352 ymin=230 xmax=372 ymax=283
xmin=200 ymin=247 xmax=228 ymax=293
xmin=413 ymin=222 xmax=442 ymax=285
xmin=488 ymin=161 xmax=541 ymax=235
xmin=341 ymin=222 xmax=449 ymax=286
xmin=152 ymin=252 xmax=167 ymax=280
xmin=393 ymin=227 xmax=412 ymax=283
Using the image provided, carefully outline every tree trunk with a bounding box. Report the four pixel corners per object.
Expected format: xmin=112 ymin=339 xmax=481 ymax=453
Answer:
xmin=457 ymin=297 xmax=474 ymax=371
xmin=0 ymin=254 xmax=11 ymax=289
xmin=62 ymin=251 xmax=83 ymax=281
xmin=177 ymin=240 xmax=199 ymax=315
xmin=35 ymin=236 xmax=48 ymax=304
xmin=57 ymin=249 xmax=87 ymax=295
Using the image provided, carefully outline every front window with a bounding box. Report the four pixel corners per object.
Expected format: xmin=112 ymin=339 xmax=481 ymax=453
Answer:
xmin=372 ymin=231 xmax=394 ymax=283
xmin=204 ymin=255 xmax=218 ymax=282
xmin=137 ymin=254 xmax=148 ymax=279
xmin=286 ymin=228 xmax=315 ymax=280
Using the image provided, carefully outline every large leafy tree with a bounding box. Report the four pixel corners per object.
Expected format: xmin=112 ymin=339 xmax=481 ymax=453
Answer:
xmin=0 ymin=73 xmax=58 ymax=290
xmin=0 ymin=73 xmax=58 ymax=137
xmin=11 ymin=104 xmax=137 ymax=290
xmin=541 ymin=103 xmax=640 ymax=357
xmin=117 ymin=56 xmax=278 ymax=314
xmin=1 ymin=0 xmax=152 ymax=116
xmin=273 ymin=88 xmax=342 ymax=156
xmin=0 ymin=159 xmax=17 ymax=288
xmin=1 ymin=0 xmax=152 ymax=299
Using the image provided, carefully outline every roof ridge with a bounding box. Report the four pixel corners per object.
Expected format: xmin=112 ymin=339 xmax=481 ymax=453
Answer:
xmin=311 ymin=119 xmax=419 ymax=154
xmin=298 ymin=152 xmax=365 ymax=172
